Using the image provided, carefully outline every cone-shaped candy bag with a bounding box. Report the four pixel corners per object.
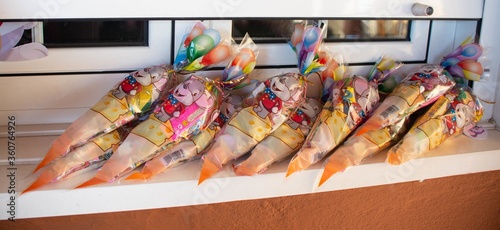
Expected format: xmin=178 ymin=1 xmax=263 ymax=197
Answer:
xmin=234 ymin=55 xmax=348 ymax=176
xmin=126 ymin=94 xmax=243 ymax=180
xmin=198 ymin=21 xmax=323 ymax=184
xmin=77 ymin=76 xmax=224 ymax=187
xmin=23 ymin=125 xmax=134 ymax=193
xmin=124 ymin=35 xmax=258 ymax=181
xmin=34 ymin=22 xmax=229 ymax=172
xmin=355 ymin=65 xmax=456 ymax=136
xmin=387 ymin=86 xmax=483 ymax=165
xmin=286 ymin=75 xmax=379 ymax=176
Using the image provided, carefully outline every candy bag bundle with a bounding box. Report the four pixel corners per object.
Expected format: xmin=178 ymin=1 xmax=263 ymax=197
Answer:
xmin=386 ymin=85 xmax=483 ymax=165
xmin=76 ymin=36 xmax=258 ymax=187
xmin=126 ymin=94 xmax=243 ymax=180
xmin=319 ymin=65 xmax=455 ymax=185
xmin=234 ymin=56 xmax=348 ymax=176
xmin=197 ymin=21 xmax=325 ymax=184
xmin=286 ymin=74 xmax=380 ymax=176
xmin=355 ymin=64 xmax=456 ymax=136
xmin=23 ymin=124 xmax=136 ymax=193
xmin=125 ymin=37 xmax=258 ymax=181
xmin=34 ymin=22 xmax=230 ymax=173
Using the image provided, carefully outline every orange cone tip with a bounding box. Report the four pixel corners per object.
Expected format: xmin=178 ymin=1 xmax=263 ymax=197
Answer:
xmin=21 ymin=176 xmax=51 ymax=194
xmin=386 ymin=152 xmax=402 ymax=165
xmin=318 ymin=166 xmax=338 ymax=187
xmin=75 ymin=177 xmax=107 ymax=189
xmin=198 ymin=160 xmax=220 ymax=185
xmin=125 ymin=171 xmax=151 ymax=181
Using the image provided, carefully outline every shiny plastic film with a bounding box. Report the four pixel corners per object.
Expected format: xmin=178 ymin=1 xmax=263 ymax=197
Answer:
xmin=356 ymin=65 xmax=456 ymax=136
xmin=286 ymin=75 xmax=380 ymax=176
xmin=387 ymin=86 xmax=484 ymax=165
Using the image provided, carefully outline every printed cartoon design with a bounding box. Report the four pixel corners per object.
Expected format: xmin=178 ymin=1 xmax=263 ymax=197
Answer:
xmin=442 ymin=100 xmax=475 ymax=135
xmin=113 ymin=66 xmax=166 ymax=100
xmin=253 ymin=76 xmax=301 ymax=119
xmin=211 ymin=94 xmax=242 ymax=128
xmin=155 ymin=77 xmax=214 ymax=122
xmin=286 ymin=98 xmax=322 ymax=130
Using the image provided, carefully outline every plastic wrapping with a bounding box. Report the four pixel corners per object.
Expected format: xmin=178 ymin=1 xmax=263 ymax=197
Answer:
xmin=23 ymin=125 xmax=133 ymax=193
xmin=75 ymin=35 xmax=257 ymax=187
xmin=34 ymin=22 xmax=230 ymax=173
xmin=233 ymin=56 xmax=347 ymax=176
xmin=77 ymin=76 xmax=224 ymax=187
xmin=441 ymin=36 xmax=483 ymax=81
xmin=198 ymin=73 xmax=307 ymax=184
xmin=355 ymin=65 xmax=456 ymax=136
xmin=234 ymin=97 xmax=322 ymax=176
xmin=126 ymin=94 xmax=243 ymax=180
xmin=286 ymin=75 xmax=380 ymax=176
xmin=34 ymin=64 xmax=176 ymax=172
xmin=387 ymin=86 xmax=483 ymax=165
xmin=319 ymin=118 xmax=408 ymax=186
xmin=198 ymin=21 xmax=324 ymax=184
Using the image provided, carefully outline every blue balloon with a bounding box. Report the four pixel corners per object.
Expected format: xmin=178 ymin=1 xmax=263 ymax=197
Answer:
xmin=203 ymin=29 xmax=221 ymax=46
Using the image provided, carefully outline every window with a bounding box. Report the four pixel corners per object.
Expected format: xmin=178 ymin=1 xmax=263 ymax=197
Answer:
xmin=0 ymin=20 xmax=171 ymax=75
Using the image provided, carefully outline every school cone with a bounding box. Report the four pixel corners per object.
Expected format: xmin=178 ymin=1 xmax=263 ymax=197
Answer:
xmin=286 ymin=148 xmax=316 ymax=177
xmin=198 ymin=159 xmax=220 ymax=185
xmin=75 ymin=177 xmax=107 ymax=189
xmin=33 ymin=138 xmax=72 ymax=172
xmin=125 ymin=171 xmax=152 ymax=181
xmin=318 ymin=155 xmax=351 ymax=187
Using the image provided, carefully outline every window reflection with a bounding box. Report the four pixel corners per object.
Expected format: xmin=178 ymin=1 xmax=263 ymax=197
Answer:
xmin=35 ymin=20 xmax=148 ymax=48
xmin=232 ymin=19 xmax=409 ymax=42
xmin=325 ymin=20 xmax=409 ymax=41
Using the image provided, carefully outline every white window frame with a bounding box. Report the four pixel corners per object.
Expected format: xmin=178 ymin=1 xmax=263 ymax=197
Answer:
xmin=0 ymin=20 xmax=172 ymax=74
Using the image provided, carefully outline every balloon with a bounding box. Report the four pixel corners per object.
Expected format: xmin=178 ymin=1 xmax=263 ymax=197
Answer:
xmin=441 ymin=57 xmax=460 ymax=67
xmin=290 ymin=24 xmax=304 ymax=47
xmin=187 ymin=34 xmax=215 ymax=62
xmin=199 ymin=43 xmax=230 ymax=66
xmin=183 ymin=23 xmax=205 ymax=47
xmin=224 ymin=66 xmax=243 ymax=80
xmin=458 ymin=59 xmax=483 ymax=81
xmin=447 ymin=65 xmax=465 ymax=79
xmin=203 ymin=29 xmax=221 ymax=46
xmin=302 ymin=27 xmax=320 ymax=52
xmin=461 ymin=44 xmax=482 ymax=60
xmin=231 ymin=48 xmax=256 ymax=69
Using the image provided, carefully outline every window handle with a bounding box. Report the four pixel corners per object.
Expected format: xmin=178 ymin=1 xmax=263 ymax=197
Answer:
xmin=412 ymin=3 xmax=434 ymax=16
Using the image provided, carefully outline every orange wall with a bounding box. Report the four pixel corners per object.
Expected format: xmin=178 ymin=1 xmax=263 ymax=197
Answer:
xmin=3 ymin=170 xmax=500 ymax=229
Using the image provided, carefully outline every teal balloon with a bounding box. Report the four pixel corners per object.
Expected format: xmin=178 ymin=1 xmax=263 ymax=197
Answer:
xmin=187 ymin=34 xmax=215 ymax=62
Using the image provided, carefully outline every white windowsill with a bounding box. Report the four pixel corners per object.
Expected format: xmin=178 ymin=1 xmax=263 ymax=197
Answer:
xmin=0 ymin=123 xmax=499 ymax=220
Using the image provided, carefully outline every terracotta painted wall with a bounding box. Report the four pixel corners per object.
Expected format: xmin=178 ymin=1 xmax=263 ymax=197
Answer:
xmin=3 ymin=170 xmax=500 ymax=230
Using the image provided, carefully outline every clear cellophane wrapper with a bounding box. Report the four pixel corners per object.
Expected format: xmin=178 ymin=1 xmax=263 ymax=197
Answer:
xmin=34 ymin=65 xmax=176 ymax=172
xmin=319 ymin=117 xmax=408 ymax=186
xmin=386 ymin=85 xmax=484 ymax=165
xmin=124 ymin=36 xmax=258 ymax=181
xmin=233 ymin=54 xmax=347 ymax=176
xmin=356 ymin=65 xmax=456 ymax=136
xmin=23 ymin=124 xmax=136 ymax=193
xmin=127 ymin=94 xmax=243 ymax=180
xmin=286 ymin=75 xmax=380 ymax=176
xmin=198 ymin=73 xmax=307 ymax=183
xmin=234 ymin=97 xmax=322 ymax=176
xmin=77 ymin=75 xmax=223 ymax=186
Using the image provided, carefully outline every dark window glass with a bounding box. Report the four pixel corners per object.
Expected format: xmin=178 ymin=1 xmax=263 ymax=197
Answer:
xmin=232 ymin=19 xmax=300 ymax=43
xmin=42 ymin=20 xmax=148 ymax=48
xmin=325 ymin=20 xmax=409 ymax=41
xmin=232 ymin=19 xmax=410 ymax=43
